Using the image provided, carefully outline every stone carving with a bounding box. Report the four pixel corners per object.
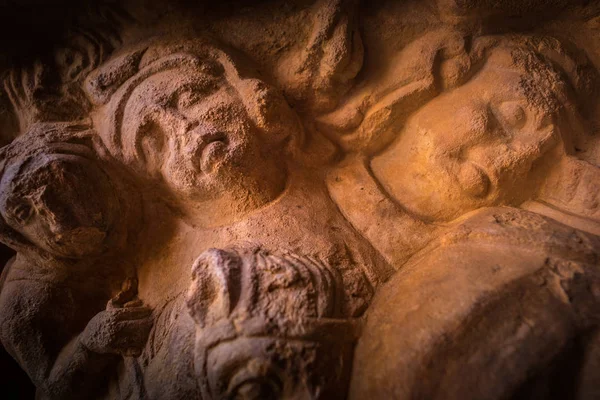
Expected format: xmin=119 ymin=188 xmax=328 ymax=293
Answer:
xmin=2 ymin=3 xmax=128 ymax=136
xmin=187 ymin=246 xmax=357 ymax=399
xmin=0 ymin=1 xmax=599 ymax=399
xmin=87 ymin=38 xmax=303 ymax=227
xmin=0 ymin=122 xmax=152 ymax=398
xmin=326 ymin=30 xmax=600 ymax=266
xmin=350 ymin=208 xmax=600 ymax=399
xmin=274 ymin=0 xmax=364 ymax=115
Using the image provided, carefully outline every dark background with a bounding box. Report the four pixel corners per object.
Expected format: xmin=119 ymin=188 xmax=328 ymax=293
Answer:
xmin=0 ymin=2 xmax=92 ymax=397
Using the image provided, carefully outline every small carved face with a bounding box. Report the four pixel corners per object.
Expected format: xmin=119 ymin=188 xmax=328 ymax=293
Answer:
xmin=188 ymin=247 xmax=356 ymax=399
xmin=0 ymin=154 xmax=119 ymax=258
xmin=202 ymin=335 xmax=352 ymax=400
xmin=121 ymin=63 xmax=294 ymax=204
xmin=205 ymin=337 xmax=314 ymax=400
xmin=371 ymin=49 xmax=562 ymax=222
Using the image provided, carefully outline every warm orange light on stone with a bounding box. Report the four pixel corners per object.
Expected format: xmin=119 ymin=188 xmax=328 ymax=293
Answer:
xmin=0 ymin=1 xmax=599 ymax=399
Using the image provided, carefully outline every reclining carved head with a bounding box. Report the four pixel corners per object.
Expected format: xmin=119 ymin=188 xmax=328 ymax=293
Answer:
xmin=186 ymin=247 xmax=358 ymax=400
xmin=86 ymin=39 xmax=304 ymax=227
xmin=323 ymin=31 xmax=599 ymax=223
xmin=0 ymin=122 xmax=128 ymax=260
xmin=370 ymin=34 xmax=599 ymax=222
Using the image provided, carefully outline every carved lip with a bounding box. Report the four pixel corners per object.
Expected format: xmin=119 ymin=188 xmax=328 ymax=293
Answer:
xmin=193 ymin=130 xmax=229 ymax=173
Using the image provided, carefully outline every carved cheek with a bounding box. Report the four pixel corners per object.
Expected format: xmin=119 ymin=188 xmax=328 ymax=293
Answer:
xmin=418 ymin=104 xmax=495 ymax=199
xmin=410 ymin=128 xmax=457 ymax=188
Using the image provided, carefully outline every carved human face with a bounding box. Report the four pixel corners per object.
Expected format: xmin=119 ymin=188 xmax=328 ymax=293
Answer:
xmin=0 ymin=155 xmax=119 ymax=258
xmin=371 ymin=50 xmax=562 ymax=222
xmin=204 ymin=336 xmax=350 ymax=400
xmin=188 ymin=248 xmax=354 ymax=399
xmin=205 ymin=338 xmax=312 ymax=400
xmin=121 ymin=64 xmax=293 ymax=210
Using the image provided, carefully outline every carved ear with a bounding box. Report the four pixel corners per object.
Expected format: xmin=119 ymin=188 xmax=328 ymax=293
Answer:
xmin=84 ymin=47 xmax=147 ymax=105
xmin=186 ymin=248 xmax=242 ymax=329
xmin=235 ymin=78 xmax=300 ymax=146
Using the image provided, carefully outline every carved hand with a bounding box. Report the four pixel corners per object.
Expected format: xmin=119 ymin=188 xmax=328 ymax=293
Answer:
xmin=80 ymin=298 xmax=153 ymax=357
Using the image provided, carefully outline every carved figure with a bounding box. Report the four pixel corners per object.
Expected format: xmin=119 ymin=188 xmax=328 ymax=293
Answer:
xmin=187 ymin=246 xmax=358 ymax=400
xmin=370 ymin=35 xmax=598 ymax=223
xmin=86 ymin=39 xmax=303 ymax=228
xmin=1 ymin=5 xmax=126 ymax=136
xmin=0 ymin=1 xmax=599 ymax=399
xmin=274 ymin=0 xmax=364 ymax=115
xmin=326 ymin=30 xmax=600 ymax=265
xmin=321 ymin=30 xmax=600 ymax=399
xmin=0 ymin=122 xmax=151 ymax=399
xmin=79 ymin=37 xmax=383 ymax=400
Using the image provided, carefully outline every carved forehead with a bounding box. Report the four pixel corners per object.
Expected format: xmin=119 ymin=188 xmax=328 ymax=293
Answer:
xmin=0 ymin=124 xmax=99 ymax=190
xmin=473 ymin=36 xmax=597 ymax=111
xmin=101 ymin=43 xmax=262 ymax=156
xmin=489 ymin=47 xmax=569 ymax=113
xmin=423 ymin=41 xmax=573 ymax=122
xmin=188 ymin=248 xmax=344 ymax=327
xmin=121 ymin=66 xmax=228 ymax=122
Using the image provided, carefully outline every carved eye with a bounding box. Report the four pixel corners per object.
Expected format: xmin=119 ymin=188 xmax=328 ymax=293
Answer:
xmin=230 ymin=378 xmax=280 ymax=400
xmin=136 ymin=119 xmax=167 ymax=167
xmin=177 ymin=90 xmax=203 ymax=109
xmin=176 ymin=79 xmax=217 ymax=110
xmin=12 ymin=203 xmax=34 ymax=224
xmin=495 ymin=101 xmax=527 ymax=130
xmin=226 ymin=362 xmax=283 ymax=400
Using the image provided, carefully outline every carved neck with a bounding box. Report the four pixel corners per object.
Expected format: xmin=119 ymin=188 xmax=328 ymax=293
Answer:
xmin=152 ymin=174 xmax=288 ymax=230
xmin=326 ymin=157 xmax=437 ymax=269
xmin=181 ymin=190 xmax=284 ymax=228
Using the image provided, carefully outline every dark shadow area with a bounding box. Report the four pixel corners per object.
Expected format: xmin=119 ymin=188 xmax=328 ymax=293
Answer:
xmin=0 ymin=347 xmax=35 ymax=400
xmin=511 ymin=332 xmax=589 ymax=400
xmin=0 ymin=0 xmax=96 ymax=69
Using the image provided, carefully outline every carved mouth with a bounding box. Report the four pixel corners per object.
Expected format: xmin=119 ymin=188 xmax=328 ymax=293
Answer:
xmin=196 ymin=132 xmax=229 ymax=173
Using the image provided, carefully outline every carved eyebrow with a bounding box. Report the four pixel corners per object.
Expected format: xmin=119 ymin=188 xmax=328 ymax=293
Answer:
xmin=184 ymin=76 xmax=218 ymax=91
xmin=208 ymin=349 xmax=254 ymax=394
xmin=168 ymin=78 xmax=221 ymax=109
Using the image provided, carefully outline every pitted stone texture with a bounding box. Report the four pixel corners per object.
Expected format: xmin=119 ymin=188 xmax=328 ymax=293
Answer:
xmin=0 ymin=1 xmax=599 ymax=399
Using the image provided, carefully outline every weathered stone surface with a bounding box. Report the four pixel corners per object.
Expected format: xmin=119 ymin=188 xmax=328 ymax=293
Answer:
xmin=0 ymin=0 xmax=599 ymax=399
